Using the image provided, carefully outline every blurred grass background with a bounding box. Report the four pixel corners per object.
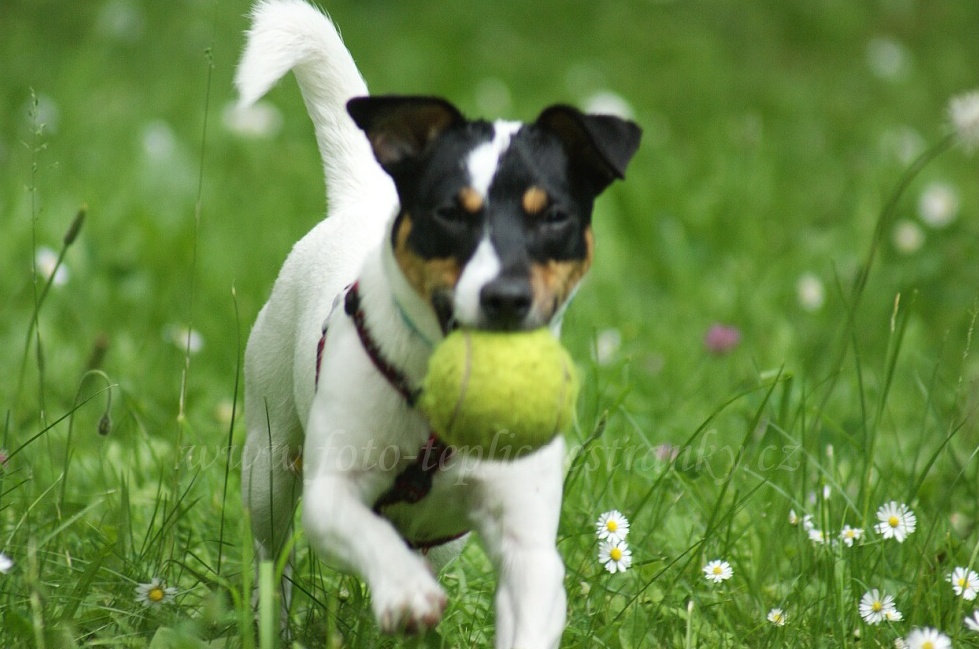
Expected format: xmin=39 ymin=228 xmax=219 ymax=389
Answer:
xmin=1 ymin=0 xmax=978 ymax=646
xmin=2 ymin=0 xmax=976 ymax=421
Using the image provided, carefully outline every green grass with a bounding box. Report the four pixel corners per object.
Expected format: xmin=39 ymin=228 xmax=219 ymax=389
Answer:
xmin=2 ymin=0 xmax=978 ymax=647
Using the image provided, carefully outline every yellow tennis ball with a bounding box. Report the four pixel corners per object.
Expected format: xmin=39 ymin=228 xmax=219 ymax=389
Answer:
xmin=418 ymin=328 xmax=579 ymax=459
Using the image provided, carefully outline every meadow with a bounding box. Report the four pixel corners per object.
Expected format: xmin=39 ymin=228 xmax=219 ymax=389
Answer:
xmin=1 ymin=0 xmax=978 ymax=646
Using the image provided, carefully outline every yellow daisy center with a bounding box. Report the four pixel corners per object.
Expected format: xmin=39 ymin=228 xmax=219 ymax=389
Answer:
xmin=148 ymin=587 xmax=165 ymax=603
xmin=960 ymin=577 xmax=969 ymax=587
xmin=888 ymin=515 xmax=900 ymax=527
xmin=606 ymin=520 xmax=618 ymax=532
xmin=922 ymin=642 xmax=934 ymax=649
xmin=871 ymin=601 xmax=882 ymax=612
xmin=713 ymin=566 xmax=723 ymax=575
xmin=610 ymin=547 xmax=623 ymax=561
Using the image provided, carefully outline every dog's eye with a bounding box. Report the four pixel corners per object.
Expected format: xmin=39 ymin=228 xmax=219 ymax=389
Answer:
xmin=542 ymin=207 xmax=571 ymax=227
xmin=433 ymin=205 xmax=471 ymax=228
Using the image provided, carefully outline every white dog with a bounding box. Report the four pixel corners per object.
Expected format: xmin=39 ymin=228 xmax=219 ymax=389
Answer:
xmin=236 ymin=2 xmax=640 ymax=646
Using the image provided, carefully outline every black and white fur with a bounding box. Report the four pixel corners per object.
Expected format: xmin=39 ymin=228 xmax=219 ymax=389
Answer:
xmin=237 ymin=1 xmax=640 ymax=647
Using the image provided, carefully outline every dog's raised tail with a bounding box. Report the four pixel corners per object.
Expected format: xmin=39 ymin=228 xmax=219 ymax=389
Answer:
xmin=236 ymin=0 xmax=385 ymax=210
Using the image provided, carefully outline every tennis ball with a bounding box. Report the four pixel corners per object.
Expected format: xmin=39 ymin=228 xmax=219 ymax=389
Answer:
xmin=418 ymin=328 xmax=579 ymax=459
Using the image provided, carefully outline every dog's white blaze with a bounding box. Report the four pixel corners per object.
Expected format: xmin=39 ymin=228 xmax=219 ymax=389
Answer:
xmin=453 ymin=234 xmax=501 ymax=326
xmin=466 ymin=120 xmax=522 ymax=198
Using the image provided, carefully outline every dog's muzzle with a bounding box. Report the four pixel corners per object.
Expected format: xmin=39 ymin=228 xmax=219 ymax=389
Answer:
xmin=478 ymin=276 xmax=534 ymax=331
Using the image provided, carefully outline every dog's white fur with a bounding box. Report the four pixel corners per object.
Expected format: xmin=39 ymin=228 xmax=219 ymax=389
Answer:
xmin=237 ymin=1 xmax=567 ymax=646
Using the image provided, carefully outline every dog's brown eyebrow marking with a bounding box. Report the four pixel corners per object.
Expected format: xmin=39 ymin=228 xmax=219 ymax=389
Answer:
xmin=458 ymin=187 xmax=484 ymax=214
xmin=522 ymin=186 xmax=548 ymax=215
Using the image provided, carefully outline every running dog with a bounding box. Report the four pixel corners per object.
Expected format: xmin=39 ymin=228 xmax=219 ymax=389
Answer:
xmin=237 ymin=2 xmax=641 ymax=646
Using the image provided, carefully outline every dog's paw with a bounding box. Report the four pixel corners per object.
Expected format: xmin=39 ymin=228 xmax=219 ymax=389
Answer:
xmin=371 ymin=563 xmax=447 ymax=634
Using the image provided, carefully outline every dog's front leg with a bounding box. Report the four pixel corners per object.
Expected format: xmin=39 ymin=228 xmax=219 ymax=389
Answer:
xmin=470 ymin=439 xmax=568 ymax=649
xmin=492 ymin=541 xmax=566 ymax=649
xmin=302 ymin=474 xmax=447 ymax=633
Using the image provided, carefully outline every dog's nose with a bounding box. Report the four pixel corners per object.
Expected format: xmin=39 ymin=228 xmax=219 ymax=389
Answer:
xmin=480 ymin=277 xmax=533 ymax=329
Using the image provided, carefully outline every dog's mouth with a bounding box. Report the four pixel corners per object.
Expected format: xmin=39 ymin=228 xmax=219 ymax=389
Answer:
xmin=431 ymin=290 xmax=457 ymax=335
xmin=431 ymin=287 xmax=548 ymax=336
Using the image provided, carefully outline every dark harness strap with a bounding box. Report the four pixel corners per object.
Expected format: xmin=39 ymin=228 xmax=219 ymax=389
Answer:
xmin=372 ymin=433 xmax=454 ymax=512
xmin=315 ymin=283 xmax=462 ymax=550
xmin=314 ymin=327 xmax=327 ymax=387
xmin=344 ymin=282 xmax=421 ymax=407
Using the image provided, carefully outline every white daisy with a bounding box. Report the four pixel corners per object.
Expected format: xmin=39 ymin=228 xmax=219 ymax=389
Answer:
xmin=598 ymin=539 xmax=632 ymax=574
xmin=595 ymin=510 xmax=630 ymax=543
xmin=767 ymin=607 xmax=786 ymax=626
xmin=703 ymin=559 xmax=733 ymax=584
xmin=892 ymin=220 xmax=925 ymax=254
xmin=866 ymin=36 xmax=910 ymax=81
xmin=808 ymin=528 xmax=828 ymax=546
xmin=802 ymin=514 xmax=815 ymax=532
xmin=163 ymin=324 xmax=204 ymax=355
xmin=0 ymin=552 xmax=13 ymax=574
xmin=949 ymin=566 xmax=979 ymax=601
xmin=797 ymin=273 xmax=825 ymax=312
xmin=840 ymin=525 xmax=865 ymax=547
xmin=949 ymin=88 xmax=979 ymax=152
xmin=35 ymin=246 xmax=69 ymax=287
xmin=859 ymin=589 xmax=899 ymax=625
xmin=135 ymin=577 xmax=177 ymax=607
xmin=221 ymin=100 xmax=283 ymax=139
xmin=788 ymin=509 xmax=800 ymax=526
xmin=25 ymin=93 xmax=61 ymax=134
xmin=918 ymin=181 xmax=959 ymax=228
xmin=874 ymin=501 xmax=916 ymax=542
xmin=880 ymin=125 xmax=926 ymax=164
xmin=141 ymin=120 xmax=177 ymax=160
xmin=905 ymin=627 xmax=951 ymax=649
xmin=964 ymin=609 xmax=979 ymax=632
xmin=594 ymin=328 xmax=622 ymax=366
xmin=885 ymin=609 xmax=904 ymax=622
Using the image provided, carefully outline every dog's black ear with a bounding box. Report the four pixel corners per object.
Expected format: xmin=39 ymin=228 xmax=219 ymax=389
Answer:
xmin=535 ymin=105 xmax=642 ymax=194
xmin=347 ymin=96 xmax=466 ymax=171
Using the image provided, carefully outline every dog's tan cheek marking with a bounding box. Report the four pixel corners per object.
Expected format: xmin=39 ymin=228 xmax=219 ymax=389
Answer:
xmin=393 ymin=216 xmax=426 ymax=297
xmin=393 ymin=214 xmax=462 ymax=299
xmin=458 ymin=187 xmax=484 ymax=214
xmin=522 ymin=186 xmax=548 ymax=215
xmin=420 ymin=258 xmax=462 ymax=298
xmin=529 ymin=228 xmax=594 ymax=319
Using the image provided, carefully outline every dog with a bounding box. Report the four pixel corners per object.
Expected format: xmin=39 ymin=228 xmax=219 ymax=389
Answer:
xmin=236 ymin=1 xmax=641 ymax=646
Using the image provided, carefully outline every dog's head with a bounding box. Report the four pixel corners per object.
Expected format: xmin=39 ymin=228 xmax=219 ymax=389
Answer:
xmin=348 ymin=96 xmax=641 ymax=333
